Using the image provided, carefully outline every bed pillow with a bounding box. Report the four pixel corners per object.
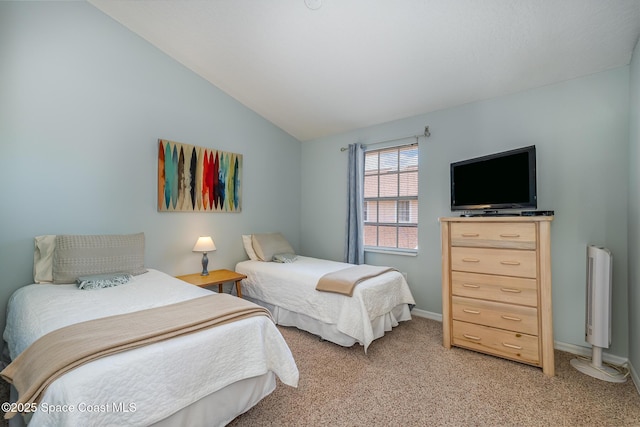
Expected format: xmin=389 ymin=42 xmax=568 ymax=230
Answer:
xmin=33 ymin=235 xmax=56 ymax=283
xmin=77 ymin=273 xmax=133 ymax=290
xmin=251 ymin=233 xmax=295 ymax=262
xmin=242 ymin=234 xmax=259 ymax=261
xmin=52 ymin=233 xmax=148 ymax=284
xmin=273 ymin=253 xmax=298 ymax=263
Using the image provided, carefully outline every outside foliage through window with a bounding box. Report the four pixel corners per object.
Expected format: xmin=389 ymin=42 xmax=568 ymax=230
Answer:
xmin=363 ymin=144 xmax=419 ymax=252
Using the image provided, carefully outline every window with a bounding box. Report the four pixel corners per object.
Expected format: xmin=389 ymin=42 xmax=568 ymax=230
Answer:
xmin=363 ymin=144 xmax=418 ymax=252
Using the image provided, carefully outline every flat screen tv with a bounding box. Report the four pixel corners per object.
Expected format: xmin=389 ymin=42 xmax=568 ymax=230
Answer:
xmin=450 ymin=145 xmax=537 ymax=212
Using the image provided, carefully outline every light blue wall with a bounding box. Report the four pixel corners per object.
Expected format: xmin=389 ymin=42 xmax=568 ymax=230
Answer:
xmin=0 ymin=2 xmax=301 ymax=332
xmin=1 ymin=0 xmax=634 ymax=363
xmin=301 ymin=68 xmax=631 ymax=357
xmin=628 ymin=38 xmax=640 ymax=380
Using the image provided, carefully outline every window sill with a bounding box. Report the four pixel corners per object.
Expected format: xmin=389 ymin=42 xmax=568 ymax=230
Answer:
xmin=364 ymin=248 xmax=418 ymax=257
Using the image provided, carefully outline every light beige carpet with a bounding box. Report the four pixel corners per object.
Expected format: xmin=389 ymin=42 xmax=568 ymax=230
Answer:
xmin=230 ymin=316 xmax=640 ymax=426
xmin=1 ymin=316 xmax=638 ymax=426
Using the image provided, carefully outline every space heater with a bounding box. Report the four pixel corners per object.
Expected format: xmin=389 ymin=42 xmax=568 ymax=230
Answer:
xmin=570 ymin=245 xmax=626 ymax=382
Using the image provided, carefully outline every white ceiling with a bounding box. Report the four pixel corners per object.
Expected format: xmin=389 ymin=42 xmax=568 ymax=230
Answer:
xmin=88 ymin=0 xmax=640 ymax=142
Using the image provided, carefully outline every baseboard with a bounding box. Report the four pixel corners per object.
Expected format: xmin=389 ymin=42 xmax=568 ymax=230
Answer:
xmin=630 ymin=360 xmax=640 ymax=396
xmin=553 ymin=341 xmax=628 ymax=366
xmin=410 ymin=310 xmax=638 ymax=394
xmin=410 ymin=307 xmax=441 ymax=322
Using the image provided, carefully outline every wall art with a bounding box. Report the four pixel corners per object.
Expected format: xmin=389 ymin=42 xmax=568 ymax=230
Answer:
xmin=158 ymin=139 xmax=242 ymax=212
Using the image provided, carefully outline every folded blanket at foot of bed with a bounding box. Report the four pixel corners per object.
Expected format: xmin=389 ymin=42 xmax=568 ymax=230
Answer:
xmin=1 ymin=293 xmax=272 ymax=419
xmin=316 ymin=264 xmax=397 ymax=296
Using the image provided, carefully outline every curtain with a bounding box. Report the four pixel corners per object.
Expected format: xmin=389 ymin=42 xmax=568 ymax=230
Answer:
xmin=344 ymin=143 xmax=365 ymax=264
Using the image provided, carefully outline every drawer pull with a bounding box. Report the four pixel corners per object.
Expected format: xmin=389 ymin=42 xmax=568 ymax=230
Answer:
xmin=463 ymin=334 xmax=481 ymax=341
xmin=501 ymin=315 xmax=522 ymax=322
xmin=462 ymin=283 xmax=480 ymax=289
xmin=462 ymin=258 xmax=480 ymax=263
xmin=461 ymin=233 xmax=480 ymax=237
xmin=499 ymin=233 xmax=520 ymax=238
xmin=500 ymin=260 xmax=521 ymax=266
xmin=502 ymin=342 xmax=523 ymax=350
xmin=500 ymin=288 xmax=522 ymax=293
xmin=463 ymin=309 xmax=481 ymax=315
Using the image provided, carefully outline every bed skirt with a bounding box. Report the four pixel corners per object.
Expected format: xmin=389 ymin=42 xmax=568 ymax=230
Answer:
xmin=243 ymin=296 xmax=411 ymax=348
xmin=9 ymin=372 xmax=276 ymax=427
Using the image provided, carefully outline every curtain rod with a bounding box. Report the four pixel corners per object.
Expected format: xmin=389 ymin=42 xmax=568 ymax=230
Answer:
xmin=340 ymin=126 xmax=430 ymax=151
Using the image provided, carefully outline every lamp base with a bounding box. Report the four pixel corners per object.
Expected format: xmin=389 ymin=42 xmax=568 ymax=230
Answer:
xmin=201 ymin=252 xmax=209 ymax=276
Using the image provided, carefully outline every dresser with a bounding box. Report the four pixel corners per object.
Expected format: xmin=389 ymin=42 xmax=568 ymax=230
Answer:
xmin=439 ymin=216 xmax=554 ymax=376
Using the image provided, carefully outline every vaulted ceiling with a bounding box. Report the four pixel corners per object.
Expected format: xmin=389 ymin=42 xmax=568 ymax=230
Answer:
xmin=88 ymin=0 xmax=640 ymax=141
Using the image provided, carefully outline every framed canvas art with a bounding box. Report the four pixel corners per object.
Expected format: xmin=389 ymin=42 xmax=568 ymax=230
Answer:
xmin=158 ymin=139 xmax=242 ymax=212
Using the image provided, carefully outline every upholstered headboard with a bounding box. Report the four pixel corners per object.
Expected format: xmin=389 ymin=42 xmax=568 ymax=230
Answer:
xmin=33 ymin=233 xmax=147 ymax=284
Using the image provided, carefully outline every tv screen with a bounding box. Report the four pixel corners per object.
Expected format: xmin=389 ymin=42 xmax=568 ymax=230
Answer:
xmin=450 ymin=145 xmax=537 ymax=212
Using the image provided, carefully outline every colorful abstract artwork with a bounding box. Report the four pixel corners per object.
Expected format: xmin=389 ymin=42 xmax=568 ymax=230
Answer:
xmin=157 ymin=139 xmax=242 ymax=212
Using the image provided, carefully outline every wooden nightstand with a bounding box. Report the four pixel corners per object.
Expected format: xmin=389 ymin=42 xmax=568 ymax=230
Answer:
xmin=176 ymin=269 xmax=247 ymax=298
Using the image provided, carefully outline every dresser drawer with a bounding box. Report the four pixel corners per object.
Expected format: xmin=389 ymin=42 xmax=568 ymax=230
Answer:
xmin=452 ymin=271 xmax=538 ymax=306
xmin=452 ymin=320 xmax=540 ymax=365
xmin=451 ymin=222 xmax=536 ymax=250
xmin=451 ymin=247 xmax=537 ymax=278
xmin=452 ymin=296 xmax=539 ymax=335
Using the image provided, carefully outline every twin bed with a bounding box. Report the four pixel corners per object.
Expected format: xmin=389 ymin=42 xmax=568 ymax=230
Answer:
xmin=2 ymin=234 xmax=298 ymax=426
xmin=2 ymin=232 xmax=415 ymax=426
xmin=237 ymin=233 xmax=416 ymax=351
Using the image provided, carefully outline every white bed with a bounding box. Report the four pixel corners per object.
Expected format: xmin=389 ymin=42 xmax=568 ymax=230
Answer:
xmin=3 ymin=268 xmax=299 ymax=427
xmin=235 ymin=256 xmax=416 ymax=351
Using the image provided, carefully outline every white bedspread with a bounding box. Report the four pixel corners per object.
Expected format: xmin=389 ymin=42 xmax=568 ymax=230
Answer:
xmin=235 ymin=256 xmax=416 ymax=350
xmin=3 ymin=269 xmax=299 ymax=426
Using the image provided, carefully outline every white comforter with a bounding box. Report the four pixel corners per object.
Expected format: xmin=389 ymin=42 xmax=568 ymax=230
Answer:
xmin=236 ymin=256 xmax=416 ymax=350
xmin=3 ymin=269 xmax=299 ymax=426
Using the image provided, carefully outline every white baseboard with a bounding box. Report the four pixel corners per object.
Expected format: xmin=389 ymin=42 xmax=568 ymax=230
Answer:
xmin=553 ymin=341 xmax=629 ymax=366
xmin=410 ymin=309 xmax=638 ymax=394
xmin=630 ymin=360 xmax=640 ymax=396
xmin=411 ymin=307 xmax=441 ymax=322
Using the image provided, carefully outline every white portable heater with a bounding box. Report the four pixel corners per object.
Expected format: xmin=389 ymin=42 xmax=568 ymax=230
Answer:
xmin=570 ymin=245 xmax=626 ymax=382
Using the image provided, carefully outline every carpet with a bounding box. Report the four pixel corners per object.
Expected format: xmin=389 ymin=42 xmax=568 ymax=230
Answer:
xmin=1 ymin=316 xmax=639 ymax=426
xmin=230 ymin=316 xmax=640 ymax=426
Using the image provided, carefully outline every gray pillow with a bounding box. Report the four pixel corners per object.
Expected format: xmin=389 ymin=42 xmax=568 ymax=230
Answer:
xmin=53 ymin=233 xmax=147 ymax=284
xmin=251 ymin=233 xmax=295 ymax=262
xmin=77 ymin=273 xmax=133 ymax=290
xmin=273 ymin=253 xmax=298 ymax=263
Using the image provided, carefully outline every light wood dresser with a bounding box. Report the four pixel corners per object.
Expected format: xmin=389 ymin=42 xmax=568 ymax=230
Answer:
xmin=439 ymin=216 xmax=554 ymax=376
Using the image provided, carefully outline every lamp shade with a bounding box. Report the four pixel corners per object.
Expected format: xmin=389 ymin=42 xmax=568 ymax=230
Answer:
xmin=192 ymin=236 xmax=216 ymax=252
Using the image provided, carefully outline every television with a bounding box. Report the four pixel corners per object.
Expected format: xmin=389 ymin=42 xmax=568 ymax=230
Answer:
xmin=450 ymin=145 xmax=537 ymax=213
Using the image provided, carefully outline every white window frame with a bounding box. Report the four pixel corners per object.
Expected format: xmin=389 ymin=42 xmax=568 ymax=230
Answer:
xmin=363 ymin=143 xmax=418 ymax=255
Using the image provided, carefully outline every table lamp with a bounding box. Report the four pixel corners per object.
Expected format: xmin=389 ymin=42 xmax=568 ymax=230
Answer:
xmin=193 ymin=236 xmax=216 ymax=276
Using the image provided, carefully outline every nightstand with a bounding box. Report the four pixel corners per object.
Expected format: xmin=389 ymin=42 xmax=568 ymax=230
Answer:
xmin=176 ymin=269 xmax=247 ymax=298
